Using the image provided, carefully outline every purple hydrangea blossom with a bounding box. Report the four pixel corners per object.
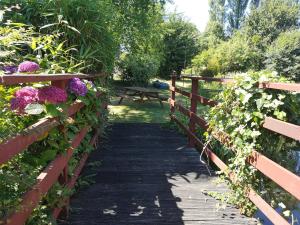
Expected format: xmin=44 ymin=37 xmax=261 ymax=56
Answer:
xmin=3 ymin=65 xmax=18 ymax=74
xmin=10 ymin=87 xmax=39 ymax=113
xmin=38 ymin=86 xmax=67 ymax=104
xmin=68 ymin=78 xmax=88 ymax=96
xmin=18 ymin=61 xmax=40 ymax=73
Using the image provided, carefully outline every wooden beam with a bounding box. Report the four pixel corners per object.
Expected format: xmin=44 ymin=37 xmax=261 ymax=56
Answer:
xmin=263 ymin=117 xmax=300 ymax=141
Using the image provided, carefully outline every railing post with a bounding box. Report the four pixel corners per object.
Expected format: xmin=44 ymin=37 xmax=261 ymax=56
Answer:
xmin=188 ymin=78 xmax=198 ymax=147
xmin=170 ymin=71 xmax=176 ymax=114
xmin=51 ymin=79 xmax=69 ymax=219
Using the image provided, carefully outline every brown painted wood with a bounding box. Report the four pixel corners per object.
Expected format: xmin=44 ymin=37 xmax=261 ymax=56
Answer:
xmin=188 ymin=79 xmax=198 ymax=147
xmin=0 ymin=101 xmax=84 ymax=165
xmin=259 ymin=82 xmax=300 ymax=92
xmin=53 ymin=129 xmax=100 ymax=219
xmin=248 ymin=151 xmax=300 ymax=201
xmin=170 ymin=86 xmax=190 ymax=98
xmin=263 ymin=117 xmax=300 ymax=141
xmin=171 ymin=81 xmax=300 ymax=201
xmin=194 ymin=95 xmax=218 ymax=107
xmin=181 ymin=75 xmax=234 ymax=83
xmin=0 ymin=73 xmax=106 ymax=85
xmin=5 ymin=127 xmax=89 ymax=225
xmin=169 ymin=99 xmax=208 ymax=129
xmin=170 ymin=76 xmax=176 ymax=114
xmin=171 ymin=116 xmax=289 ymax=225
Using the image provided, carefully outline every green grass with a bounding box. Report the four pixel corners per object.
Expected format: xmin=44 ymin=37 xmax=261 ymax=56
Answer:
xmin=108 ymin=78 xmax=222 ymax=123
xmin=109 ymin=97 xmax=170 ymax=123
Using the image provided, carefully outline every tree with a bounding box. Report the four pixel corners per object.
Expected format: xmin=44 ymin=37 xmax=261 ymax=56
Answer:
xmin=118 ymin=5 xmax=165 ymax=85
xmin=265 ymin=30 xmax=300 ymax=81
xmin=159 ymin=14 xmax=200 ymax=77
xmin=244 ymin=0 xmax=300 ymax=50
xmin=227 ymin=0 xmax=250 ymax=33
xmin=209 ymin=0 xmax=226 ymax=25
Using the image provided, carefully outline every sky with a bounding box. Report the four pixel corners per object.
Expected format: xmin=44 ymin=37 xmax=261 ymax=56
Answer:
xmin=166 ymin=0 xmax=209 ymax=32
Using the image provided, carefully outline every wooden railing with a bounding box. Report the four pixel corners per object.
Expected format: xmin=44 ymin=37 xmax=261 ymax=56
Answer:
xmin=169 ymin=75 xmax=300 ymax=225
xmin=0 ymin=73 xmax=107 ymax=225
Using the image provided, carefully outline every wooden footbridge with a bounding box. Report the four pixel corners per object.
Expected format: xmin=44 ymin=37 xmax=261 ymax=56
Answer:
xmin=59 ymin=123 xmax=257 ymax=225
xmin=1 ymin=74 xmax=299 ymax=225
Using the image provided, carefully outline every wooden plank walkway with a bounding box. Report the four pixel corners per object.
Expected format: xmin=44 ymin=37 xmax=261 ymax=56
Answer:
xmin=59 ymin=123 xmax=257 ymax=225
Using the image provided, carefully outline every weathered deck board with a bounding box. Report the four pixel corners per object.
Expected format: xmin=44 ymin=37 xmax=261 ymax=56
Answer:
xmin=59 ymin=123 xmax=257 ymax=225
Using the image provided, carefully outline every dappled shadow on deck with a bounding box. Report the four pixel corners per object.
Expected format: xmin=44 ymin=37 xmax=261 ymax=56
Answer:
xmin=59 ymin=124 xmax=256 ymax=225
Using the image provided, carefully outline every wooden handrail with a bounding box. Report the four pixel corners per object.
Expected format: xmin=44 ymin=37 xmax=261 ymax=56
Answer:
xmin=263 ymin=117 xmax=300 ymax=141
xmin=181 ymin=75 xmax=300 ymax=92
xmin=170 ymin=114 xmax=290 ymax=225
xmin=170 ymin=76 xmax=300 ymax=225
xmin=0 ymin=73 xmax=107 ymax=85
xmin=0 ymin=74 xmax=107 ymax=224
xmin=5 ymin=126 xmax=90 ymax=225
xmin=0 ymin=101 xmax=84 ymax=165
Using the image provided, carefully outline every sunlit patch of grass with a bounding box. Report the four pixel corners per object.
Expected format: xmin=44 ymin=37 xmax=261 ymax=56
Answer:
xmin=109 ymin=97 xmax=170 ymax=123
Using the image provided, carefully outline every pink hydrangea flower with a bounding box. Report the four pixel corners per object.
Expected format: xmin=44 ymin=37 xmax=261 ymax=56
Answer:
xmin=69 ymin=78 xmax=88 ymax=96
xmin=10 ymin=87 xmax=38 ymax=113
xmin=15 ymin=86 xmax=38 ymax=99
xmin=38 ymin=86 xmax=67 ymax=104
xmin=18 ymin=61 xmax=40 ymax=73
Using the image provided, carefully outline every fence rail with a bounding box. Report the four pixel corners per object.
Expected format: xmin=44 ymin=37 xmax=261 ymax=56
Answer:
xmin=169 ymin=75 xmax=300 ymax=225
xmin=0 ymin=73 xmax=107 ymax=225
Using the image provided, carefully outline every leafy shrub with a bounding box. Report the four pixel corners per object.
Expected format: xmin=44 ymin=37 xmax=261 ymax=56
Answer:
xmin=159 ymin=14 xmax=200 ymax=78
xmin=191 ymin=32 xmax=261 ymax=76
xmin=265 ymin=30 xmax=300 ymax=81
xmin=119 ymin=53 xmax=160 ymax=86
xmin=0 ymin=23 xmax=85 ymax=74
xmin=2 ymin=0 xmax=118 ymax=73
xmin=217 ymin=33 xmax=262 ymax=73
xmin=191 ymin=48 xmax=219 ymax=76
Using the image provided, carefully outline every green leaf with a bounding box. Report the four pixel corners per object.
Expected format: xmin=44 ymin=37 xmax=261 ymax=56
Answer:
xmin=66 ymin=25 xmax=81 ymax=34
xmin=45 ymin=104 xmax=61 ymax=118
xmin=40 ymin=149 xmax=57 ymax=165
xmin=25 ymin=103 xmax=45 ymax=115
xmin=40 ymin=23 xmax=58 ymax=30
xmin=253 ymin=112 xmax=263 ymax=119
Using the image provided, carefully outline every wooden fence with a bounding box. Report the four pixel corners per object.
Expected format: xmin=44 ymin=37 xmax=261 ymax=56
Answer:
xmin=0 ymin=73 xmax=107 ymax=224
xmin=169 ymin=75 xmax=300 ymax=225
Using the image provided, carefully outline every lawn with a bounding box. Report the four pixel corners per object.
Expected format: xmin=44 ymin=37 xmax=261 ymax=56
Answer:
xmin=108 ymin=77 xmax=222 ymax=123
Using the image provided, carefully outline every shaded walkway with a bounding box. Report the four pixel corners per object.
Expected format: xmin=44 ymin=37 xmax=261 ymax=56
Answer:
xmin=60 ymin=123 xmax=257 ymax=225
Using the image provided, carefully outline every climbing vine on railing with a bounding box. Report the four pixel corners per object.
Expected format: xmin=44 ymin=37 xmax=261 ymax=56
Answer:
xmin=206 ymin=71 xmax=299 ymax=216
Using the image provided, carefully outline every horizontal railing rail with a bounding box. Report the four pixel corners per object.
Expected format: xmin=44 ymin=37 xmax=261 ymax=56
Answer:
xmin=0 ymin=73 xmax=106 ymax=85
xmin=169 ymin=75 xmax=300 ymax=225
xmin=0 ymin=73 xmax=107 ymax=225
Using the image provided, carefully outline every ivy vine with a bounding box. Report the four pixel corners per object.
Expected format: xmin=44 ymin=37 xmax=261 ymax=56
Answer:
xmin=205 ymin=71 xmax=299 ymax=217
